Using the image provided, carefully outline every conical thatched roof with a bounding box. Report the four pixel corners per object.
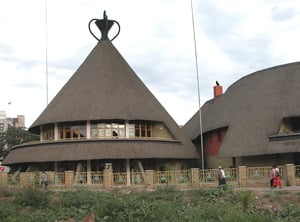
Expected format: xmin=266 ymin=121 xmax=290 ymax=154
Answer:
xmin=31 ymin=40 xmax=171 ymax=127
xmin=3 ymin=39 xmax=199 ymax=165
xmin=183 ymin=62 xmax=300 ymax=157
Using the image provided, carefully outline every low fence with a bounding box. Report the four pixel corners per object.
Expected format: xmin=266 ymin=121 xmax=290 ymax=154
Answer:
xmin=0 ymin=164 xmax=299 ymax=190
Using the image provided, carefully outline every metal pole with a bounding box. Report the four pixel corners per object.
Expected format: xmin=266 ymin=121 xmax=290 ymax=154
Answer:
xmin=190 ymin=0 xmax=205 ymax=178
xmin=45 ymin=0 xmax=49 ymax=105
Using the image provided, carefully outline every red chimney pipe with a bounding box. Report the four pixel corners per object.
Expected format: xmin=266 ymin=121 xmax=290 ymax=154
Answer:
xmin=213 ymin=84 xmax=223 ymax=98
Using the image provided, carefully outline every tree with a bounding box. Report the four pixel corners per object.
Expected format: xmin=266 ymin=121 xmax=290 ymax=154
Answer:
xmin=0 ymin=126 xmax=39 ymax=160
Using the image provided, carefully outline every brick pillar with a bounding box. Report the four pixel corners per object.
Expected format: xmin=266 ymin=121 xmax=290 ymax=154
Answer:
xmin=19 ymin=172 xmax=26 ymax=187
xmin=285 ymin=164 xmax=295 ymax=186
xmin=145 ymin=170 xmax=154 ymax=188
xmin=103 ymin=169 xmax=113 ymax=190
xmin=0 ymin=172 xmax=8 ymax=186
xmin=64 ymin=171 xmax=74 ymax=189
xmin=191 ymin=168 xmax=200 ymax=188
xmin=238 ymin=166 xmax=247 ymax=187
xmin=46 ymin=171 xmax=54 ymax=186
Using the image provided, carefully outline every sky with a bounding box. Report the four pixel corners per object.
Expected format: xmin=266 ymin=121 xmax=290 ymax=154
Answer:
xmin=1 ymin=0 xmax=300 ymax=128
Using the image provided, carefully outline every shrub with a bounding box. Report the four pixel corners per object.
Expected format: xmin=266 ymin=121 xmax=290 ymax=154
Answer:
xmin=235 ymin=189 xmax=256 ymax=212
xmin=58 ymin=187 xmax=101 ymax=208
xmin=0 ymin=202 xmax=16 ymax=221
xmin=13 ymin=186 xmax=50 ymax=208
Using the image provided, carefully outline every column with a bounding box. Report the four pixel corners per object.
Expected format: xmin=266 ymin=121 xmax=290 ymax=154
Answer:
xmin=126 ymin=159 xmax=131 ymax=186
xmin=191 ymin=168 xmax=200 ymax=188
xmin=238 ymin=166 xmax=247 ymax=187
xmin=87 ymin=160 xmax=92 ymax=185
xmin=86 ymin=120 xmax=91 ymax=139
xmin=145 ymin=170 xmax=154 ymax=188
xmin=65 ymin=171 xmax=74 ymax=189
xmin=285 ymin=164 xmax=295 ymax=186
xmin=0 ymin=173 xmax=8 ymax=187
xmin=54 ymin=123 xmax=59 ymax=140
xmin=103 ymin=169 xmax=113 ymax=190
xmin=125 ymin=121 xmax=130 ymax=138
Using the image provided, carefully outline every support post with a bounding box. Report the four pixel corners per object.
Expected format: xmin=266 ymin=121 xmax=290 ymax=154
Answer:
xmin=103 ymin=168 xmax=113 ymax=190
xmin=65 ymin=171 xmax=74 ymax=189
xmin=191 ymin=168 xmax=200 ymax=188
xmin=238 ymin=166 xmax=247 ymax=187
xmin=285 ymin=164 xmax=295 ymax=186
xmin=145 ymin=170 xmax=154 ymax=188
xmin=87 ymin=160 xmax=92 ymax=185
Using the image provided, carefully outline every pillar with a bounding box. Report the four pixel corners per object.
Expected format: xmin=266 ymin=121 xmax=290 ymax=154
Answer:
xmin=191 ymin=168 xmax=200 ymax=188
xmin=65 ymin=171 xmax=74 ymax=189
xmin=238 ymin=166 xmax=247 ymax=187
xmin=145 ymin=170 xmax=154 ymax=188
xmin=87 ymin=160 xmax=92 ymax=185
xmin=103 ymin=169 xmax=113 ymax=190
xmin=54 ymin=123 xmax=59 ymax=140
xmin=86 ymin=120 xmax=91 ymax=139
xmin=126 ymin=159 xmax=130 ymax=186
xmin=0 ymin=173 xmax=8 ymax=187
xmin=285 ymin=164 xmax=295 ymax=186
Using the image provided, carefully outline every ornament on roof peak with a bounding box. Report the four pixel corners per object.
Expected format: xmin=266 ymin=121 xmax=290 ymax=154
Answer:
xmin=89 ymin=11 xmax=120 ymax=41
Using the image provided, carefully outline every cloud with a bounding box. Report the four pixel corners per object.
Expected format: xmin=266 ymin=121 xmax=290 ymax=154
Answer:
xmin=272 ymin=7 xmax=298 ymax=22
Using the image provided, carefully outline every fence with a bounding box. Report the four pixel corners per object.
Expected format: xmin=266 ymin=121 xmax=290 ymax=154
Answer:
xmin=0 ymin=164 xmax=299 ymax=190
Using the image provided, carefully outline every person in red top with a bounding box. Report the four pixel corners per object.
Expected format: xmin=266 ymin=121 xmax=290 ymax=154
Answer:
xmin=273 ymin=166 xmax=281 ymax=188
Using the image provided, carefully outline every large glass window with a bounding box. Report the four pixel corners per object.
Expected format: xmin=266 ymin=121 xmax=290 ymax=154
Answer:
xmin=90 ymin=120 xmax=173 ymax=139
xmin=91 ymin=121 xmax=125 ymax=138
xmin=59 ymin=122 xmax=86 ymax=140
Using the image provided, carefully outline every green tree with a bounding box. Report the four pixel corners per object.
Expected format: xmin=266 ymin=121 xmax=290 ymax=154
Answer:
xmin=0 ymin=126 xmax=39 ymax=159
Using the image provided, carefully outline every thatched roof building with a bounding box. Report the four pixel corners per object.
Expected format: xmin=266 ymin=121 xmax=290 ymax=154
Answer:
xmin=184 ymin=62 xmax=300 ymax=167
xmin=3 ymin=12 xmax=199 ymax=173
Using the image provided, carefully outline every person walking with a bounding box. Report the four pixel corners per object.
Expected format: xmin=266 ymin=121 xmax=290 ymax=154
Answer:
xmin=41 ymin=171 xmax=48 ymax=189
xmin=273 ymin=166 xmax=282 ymax=188
xmin=269 ymin=166 xmax=276 ymax=188
xmin=218 ymin=165 xmax=226 ymax=187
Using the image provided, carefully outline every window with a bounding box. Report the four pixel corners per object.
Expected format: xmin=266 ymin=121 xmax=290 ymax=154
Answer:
xmin=130 ymin=121 xmax=172 ymax=139
xmin=41 ymin=124 xmax=54 ymax=140
xmin=90 ymin=120 xmax=172 ymax=139
xmin=59 ymin=122 xmax=86 ymax=140
xmin=91 ymin=121 xmax=125 ymax=138
xmin=134 ymin=122 xmax=152 ymax=138
xmin=280 ymin=117 xmax=300 ymax=134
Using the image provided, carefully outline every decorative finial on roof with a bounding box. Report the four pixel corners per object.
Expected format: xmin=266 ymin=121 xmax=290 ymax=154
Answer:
xmin=88 ymin=11 xmax=120 ymax=41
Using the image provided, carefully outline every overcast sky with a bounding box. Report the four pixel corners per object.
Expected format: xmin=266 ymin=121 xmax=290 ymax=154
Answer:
xmin=1 ymin=0 xmax=300 ymax=127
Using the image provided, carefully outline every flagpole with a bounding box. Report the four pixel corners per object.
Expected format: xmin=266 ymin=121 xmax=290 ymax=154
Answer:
xmin=190 ymin=0 xmax=205 ymax=178
xmin=45 ymin=0 xmax=49 ymax=105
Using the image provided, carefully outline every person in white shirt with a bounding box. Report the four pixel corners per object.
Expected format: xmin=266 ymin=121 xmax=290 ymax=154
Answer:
xmin=218 ymin=165 xmax=226 ymax=186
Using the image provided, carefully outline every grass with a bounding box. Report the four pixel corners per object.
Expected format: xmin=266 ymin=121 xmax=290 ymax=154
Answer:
xmin=0 ymin=186 xmax=300 ymax=221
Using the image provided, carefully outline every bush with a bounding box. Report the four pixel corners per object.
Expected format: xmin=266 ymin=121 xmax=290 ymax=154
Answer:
xmin=13 ymin=186 xmax=50 ymax=208
xmin=0 ymin=202 xmax=16 ymax=221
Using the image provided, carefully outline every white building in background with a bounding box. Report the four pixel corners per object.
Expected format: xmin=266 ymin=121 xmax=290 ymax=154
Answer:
xmin=0 ymin=111 xmax=25 ymax=132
